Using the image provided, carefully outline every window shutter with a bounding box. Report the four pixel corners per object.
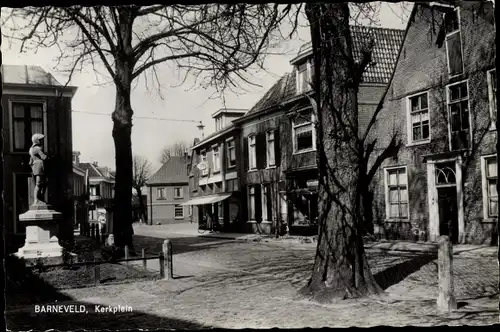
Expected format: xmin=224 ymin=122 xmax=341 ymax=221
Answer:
xmin=243 ymin=137 xmax=249 ymax=171
xmin=447 ymin=32 xmax=463 ymax=76
xmin=274 ymin=128 xmax=281 ymax=167
xmin=257 ymin=132 xmax=267 ymax=169
xmin=255 ymin=185 xmax=262 ymax=222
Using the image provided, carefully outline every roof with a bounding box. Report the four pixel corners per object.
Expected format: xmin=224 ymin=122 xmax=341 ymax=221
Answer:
xmin=1 ymin=65 xmax=63 ymax=86
xmin=147 ymin=156 xmax=189 ymax=185
xmin=79 ymin=162 xmax=115 ymax=181
xmin=191 ymin=123 xmax=237 ymax=150
xmin=240 ymin=25 xmax=405 ymax=119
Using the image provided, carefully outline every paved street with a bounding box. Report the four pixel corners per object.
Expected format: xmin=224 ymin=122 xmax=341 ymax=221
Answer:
xmin=7 ymin=223 xmax=499 ymax=329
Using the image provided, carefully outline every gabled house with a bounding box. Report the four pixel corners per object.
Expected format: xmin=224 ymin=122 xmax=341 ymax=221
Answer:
xmin=2 ymin=64 xmax=77 ymax=250
xmin=232 ymin=25 xmax=405 ymax=235
xmin=78 ymin=160 xmax=115 ymax=221
xmin=184 ymin=109 xmax=246 ymax=231
xmin=366 ymin=1 xmax=496 ymax=244
xmin=146 ymin=155 xmax=191 ymax=224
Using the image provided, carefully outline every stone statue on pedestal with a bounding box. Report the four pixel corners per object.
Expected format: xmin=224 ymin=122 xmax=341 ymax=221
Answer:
xmin=29 ymin=133 xmax=48 ymax=205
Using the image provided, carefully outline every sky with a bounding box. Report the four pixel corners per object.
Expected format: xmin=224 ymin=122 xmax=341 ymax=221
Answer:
xmin=2 ymin=3 xmax=412 ymax=173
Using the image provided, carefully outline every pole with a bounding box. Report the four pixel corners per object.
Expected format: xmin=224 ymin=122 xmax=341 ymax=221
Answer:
xmin=437 ymin=235 xmax=457 ymax=312
xmin=163 ymin=239 xmax=173 ymax=280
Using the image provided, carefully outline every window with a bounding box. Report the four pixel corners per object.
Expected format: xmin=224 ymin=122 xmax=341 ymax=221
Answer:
xmin=296 ymin=61 xmax=311 ymax=94
xmin=248 ymin=135 xmax=257 ymax=169
xmin=248 ymin=186 xmax=256 ymax=220
xmin=90 ymin=185 xmax=100 ymax=197
xmin=266 ymin=131 xmax=276 ymax=167
xmin=200 ymin=150 xmax=208 ymax=176
xmin=226 ymin=139 xmax=236 ymax=168
xmin=174 ymin=187 xmax=183 ymax=199
xmin=447 ymin=81 xmax=471 ymax=150
xmin=12 ymin=102 xmax=44 ymax=152
xmin=488 ymin=69 xmax=497 ymax=129
xmin=293 ymin=111 xmax=316 ymax=153
xmin=385 ymin=167 xmax=408 ymax=219
xmin=213 ymin=145 xmax=220 ymax=172
xmin=226 ymin=179 xmax=239 ymax=192
xmin=174 ymin=205 xmax=184 ymax=219
xmin=261 ymin=184 xmax=273 ymax=221
xmin=157 ymin=187 xmax=166 ymax=199
xmin=408 ymin=92 xmax=430 ymax=143
xmin=482 ymin=156 xmax=498 ymax=218
xmin=444 ymin=9 xmax=463 ymax=76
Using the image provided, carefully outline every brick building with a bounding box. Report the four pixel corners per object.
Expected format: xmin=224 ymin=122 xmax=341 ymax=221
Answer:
xmin=146 ymin=155 xmax=191 ymax=224
xmin=366 ymin=1 xmax=496 ymax=244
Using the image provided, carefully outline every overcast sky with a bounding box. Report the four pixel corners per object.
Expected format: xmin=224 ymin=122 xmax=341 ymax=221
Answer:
xmin=2 ymin=3 xmax=412 ymax=172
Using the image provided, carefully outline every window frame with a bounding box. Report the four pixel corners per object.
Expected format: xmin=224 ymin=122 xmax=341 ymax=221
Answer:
xmin=266 ymin=130 xmax=276 ymax=167
xmin=248 ymin=134 xmax=257 ymax=170
xmin=296 ymin=59 xmax=313 ymax=95
xmin=173 ymin=187 xmax=183 ymax=199
xmin=226 ymin=138 xmax=237 ymax=169
xmin=9 ymin=100 xmax=47 ymax=153
xmin=443 ymin=8 xmax=464 ymax=78
xmin=212 ymin=144 xmax=221 ymax=173
xmin=174 ymin=204 xmax=184 ymax=219
xmin=292 ymin=109 xmax=316 ymax=154
xmin=384 ymin=166 xmax=410 ymax=220
xmin=446 ymin=79 xmax=472 ymax=151
xmin=406 ymin=91 xmax=431 ymax=146
xmin=156 ymin=187 xmax=166 ymax=200
xmin=200 ymin=149 xmax=208 ymax=176
xmin=481 ymin=154 xmax=498 ymax=219
xmin=487 ymin=68 xmax=497 ymax=130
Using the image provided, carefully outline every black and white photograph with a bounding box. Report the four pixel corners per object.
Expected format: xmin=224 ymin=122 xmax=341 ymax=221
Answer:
xmin=1 ymin=1 xmax=499 ymax=330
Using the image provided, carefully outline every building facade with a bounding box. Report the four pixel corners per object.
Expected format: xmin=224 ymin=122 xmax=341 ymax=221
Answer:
xmin=147 ymin=155 xmax=191 ymax=224
xmin=366 ymin=1 xmax=497 ymax=244
xmin=78 ymin=161 xmax=115 ymax=221
xmin=2 ymin=64 xmax=77 ymax=250
xmin=184 ymin=109 xmax=246 ymax=231
xmin=72 ymin=151 xmax=88 ymax=227
xmin=231 ymin=26 xmax=405 ymax=235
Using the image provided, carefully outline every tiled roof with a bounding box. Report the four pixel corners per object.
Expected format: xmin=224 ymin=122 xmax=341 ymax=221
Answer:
xmin=1 ymin=65 xmax=62 ymax=86
xmin=79 ymin=163 xmax=103 ymax=178
xmin=242 ymin=26 xmax=405 ymax=118
xmin=147 ymin=156 xmax=189 ymax=185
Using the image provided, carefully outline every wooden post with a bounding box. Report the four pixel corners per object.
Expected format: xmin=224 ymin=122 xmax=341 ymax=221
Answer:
xmin=142 ymin=248 xmax=147 ymax=271
xmin=93 ymin=258 xmax=100 ymax=284
xmin=124 ymin=245 xmax=129 ymax=264
xmin=159 ymin=252 xmax=165 ymax=278
xmin=437 ymin=235 xmax=457 ymax=312
xmin=163 ymin=239 xmax=173 ymax=280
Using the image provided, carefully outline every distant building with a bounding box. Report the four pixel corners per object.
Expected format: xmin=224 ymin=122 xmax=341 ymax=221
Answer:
xmin=146 ymin=155 xmax=191 ymax=224
xmin=78 ymin=161 xmax=115 ymax=221
xmin=2 ymin=64 xmax=77 ymax=251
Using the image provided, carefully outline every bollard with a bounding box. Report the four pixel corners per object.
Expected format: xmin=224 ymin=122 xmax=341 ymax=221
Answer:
xmin=159 ymin=252 xmax=165 ymax=279
xmin=437 ymin=235 xmax=457 ymax=312
xmin=142 ymin=248 xmax=147 ymax=271
xmin=93 ymin=257 xmax=100 ymax=284
xmin=163 ymin=239 xmax=173 ymax=280
xmin=124 ymin=245 xmax=129 ymax=264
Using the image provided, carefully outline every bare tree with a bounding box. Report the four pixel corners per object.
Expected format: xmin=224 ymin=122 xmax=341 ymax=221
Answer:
xmin=159 ymin=140 xmax=190 ymax=164
xmin=132 ymin=155 xmax=152 ymax=222
xmin=2 ymin=5 xmax=296 ymax=249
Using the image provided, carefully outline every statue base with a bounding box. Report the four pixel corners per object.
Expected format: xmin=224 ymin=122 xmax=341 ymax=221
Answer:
xmin=16 ymin=202 xmax=64 ymax=259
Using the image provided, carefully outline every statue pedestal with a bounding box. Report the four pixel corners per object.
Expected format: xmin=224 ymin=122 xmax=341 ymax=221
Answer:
xmin=16 ymin=203 xmax=64 ymax=259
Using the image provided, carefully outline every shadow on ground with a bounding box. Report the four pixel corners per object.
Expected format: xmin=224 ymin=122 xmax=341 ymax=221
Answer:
xmin=5 ymin=255 xmax=211 ymax=330
xmin=132 ymin=235 xmax=236 ymax=256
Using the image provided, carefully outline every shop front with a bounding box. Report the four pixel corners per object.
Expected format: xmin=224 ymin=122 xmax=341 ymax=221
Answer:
xmin=285 ymin=169 xmax=319 ymax=236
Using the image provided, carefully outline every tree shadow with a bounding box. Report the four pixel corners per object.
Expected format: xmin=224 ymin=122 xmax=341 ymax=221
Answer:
xmin=5 ymin=255 xmax=211 ymax=330
xmin=132 ymin=235 xmax=237 ymax=256
xmin=373 ymin=253 xmax=437 ymax=290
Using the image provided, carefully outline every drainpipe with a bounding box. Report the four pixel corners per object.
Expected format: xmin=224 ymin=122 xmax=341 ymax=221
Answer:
xmin=149 ymin=186 xmax=153 ymax=225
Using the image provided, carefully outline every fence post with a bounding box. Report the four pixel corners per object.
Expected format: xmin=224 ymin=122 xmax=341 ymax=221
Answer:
xmin=437 ymin=235 xmax=457 ymax=312
xmin=163 ymin=239 xmax=173 ymax=280
xmin=142 ymin=248 xmax=147 ymax=270
xmin=159 ymin=252 xmax=165 ymax=279
xmin=93 ymin=257 xmax=100 ymax=284
xmin=124 ymin=245 xmax=129 ymax=264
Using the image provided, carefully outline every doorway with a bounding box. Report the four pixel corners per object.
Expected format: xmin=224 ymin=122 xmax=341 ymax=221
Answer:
xmin=438 ymin=186 xmax=459 ymax=244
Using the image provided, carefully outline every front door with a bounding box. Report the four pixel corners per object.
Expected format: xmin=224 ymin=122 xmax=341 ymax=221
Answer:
xmin=437 ymin=186 xmax=459 ymax=244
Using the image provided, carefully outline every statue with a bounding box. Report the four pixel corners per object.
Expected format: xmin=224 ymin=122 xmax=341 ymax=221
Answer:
xmin=29 ymin=133 xmax=48 ymax=205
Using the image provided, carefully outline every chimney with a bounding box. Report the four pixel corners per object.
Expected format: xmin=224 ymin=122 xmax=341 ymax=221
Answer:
xmin=93 ymin=161 xmax=98 ymax=167
xmin=72 ymin=151 xmax=81 ymax=166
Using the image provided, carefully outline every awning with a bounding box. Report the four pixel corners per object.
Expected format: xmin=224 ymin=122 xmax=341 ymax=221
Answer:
xmin=180 ymin=193 xmax=232 ymax=206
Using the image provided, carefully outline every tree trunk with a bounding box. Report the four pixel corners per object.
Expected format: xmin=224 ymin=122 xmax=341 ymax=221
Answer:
xmin=112 ymin=62 xmax=134 ymax=250
xmin=300 ymin=3 xmax=383 ymax=302
xmin=136 ymin=188 xmax=147 ymax=222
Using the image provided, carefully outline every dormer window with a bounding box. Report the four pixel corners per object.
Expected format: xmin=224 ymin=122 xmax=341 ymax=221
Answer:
xmin=296 ymin=59 xmax=313 ymax=95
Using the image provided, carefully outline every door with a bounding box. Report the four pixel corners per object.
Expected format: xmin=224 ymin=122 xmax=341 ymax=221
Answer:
xmin=437 ymin=187 xmax=458 ymax=244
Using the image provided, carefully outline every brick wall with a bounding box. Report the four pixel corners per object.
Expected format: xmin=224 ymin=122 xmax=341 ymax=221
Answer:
xmin=367 ymin=2 xmax=497 ymax=244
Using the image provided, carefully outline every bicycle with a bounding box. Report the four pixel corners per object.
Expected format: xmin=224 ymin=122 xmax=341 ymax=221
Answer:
xmin=197 ymin=219 xmax=221 ymax=234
